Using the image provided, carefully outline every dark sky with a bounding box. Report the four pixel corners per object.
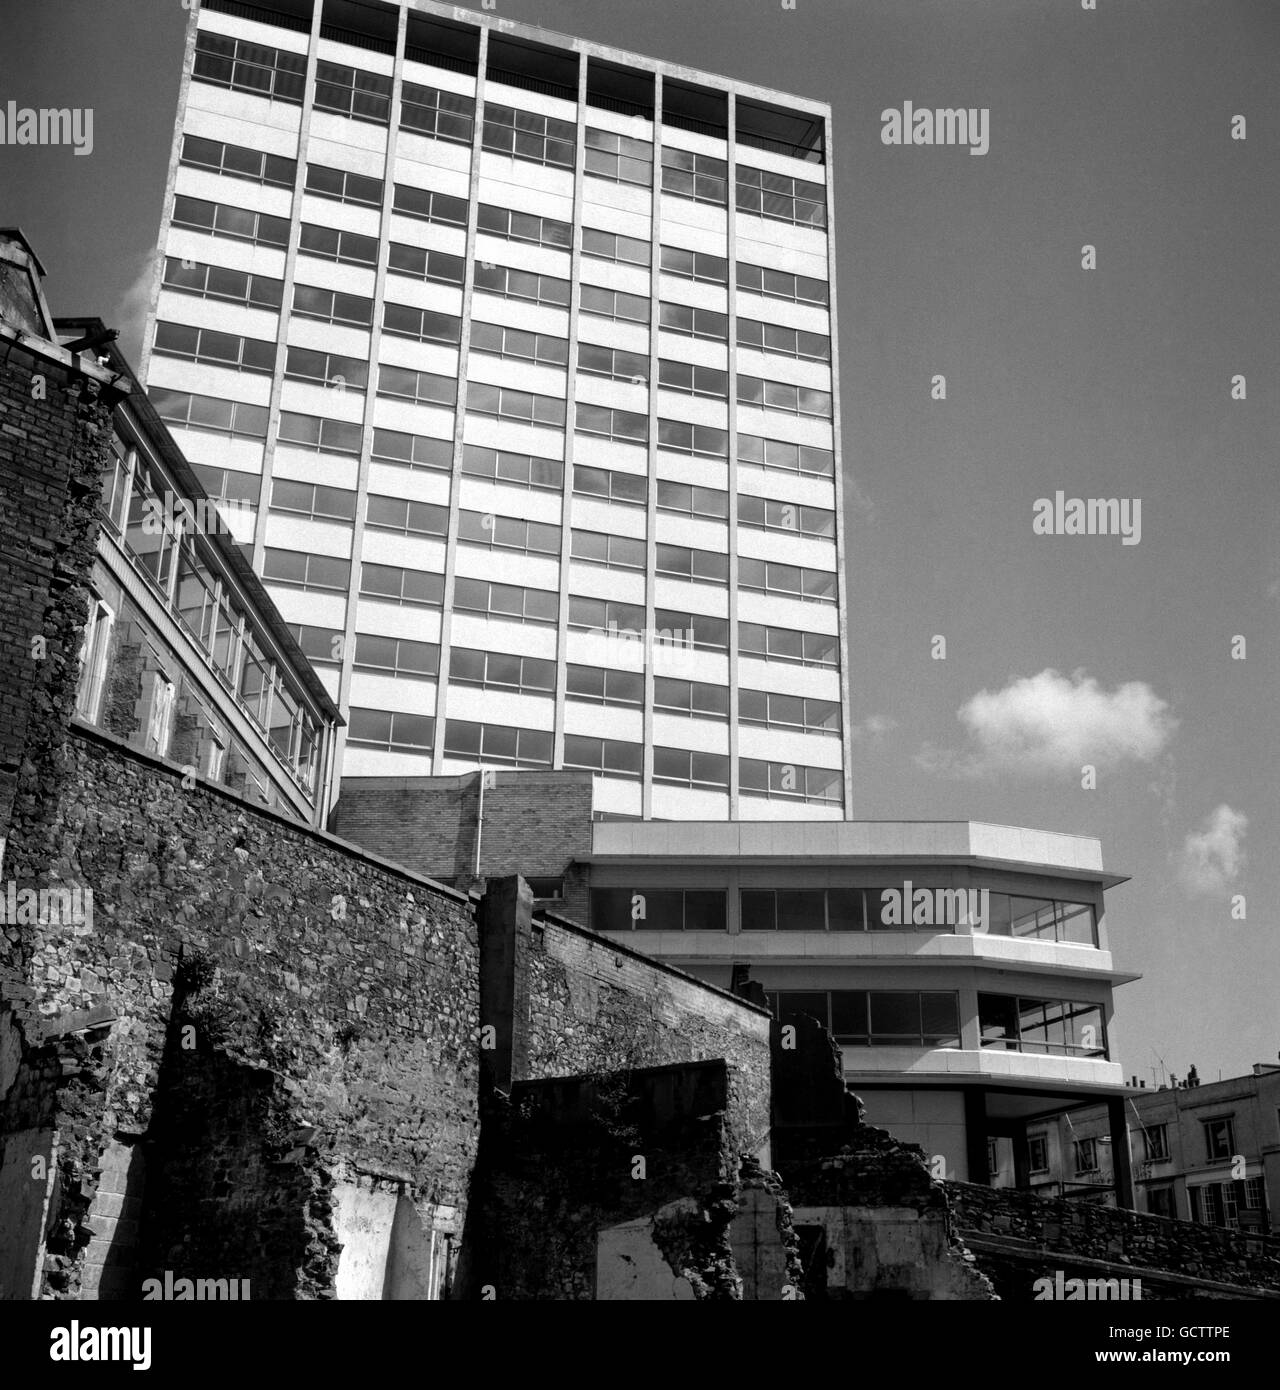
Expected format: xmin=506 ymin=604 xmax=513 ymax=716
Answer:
xmin=4 ymin=0 xmax=1278 ymax=1081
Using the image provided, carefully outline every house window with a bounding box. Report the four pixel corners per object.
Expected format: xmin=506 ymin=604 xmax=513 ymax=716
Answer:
xmin=74 ymin=599 xmax=114 ymax=723
xmin=987 ymin=1140 xmax=1000 ymax=1177
xmin=1203 ymin=1117 xmax=1235 ymax=1162
xmin=1028 ymin=1135 xmax=1048 ymax=1173
xmin=147 ymin=672 xmax=176 ymax=758
xmin=1142 ymin=1124 xmax=1169 ymax=1162
xmin=1147 ymin=1187 xmax=1176 ymax=1220
xmin=1073 ymin=1138 xmax=1099 ymax=1174
xmin=205 ymin=738 xmax=226 ymax=781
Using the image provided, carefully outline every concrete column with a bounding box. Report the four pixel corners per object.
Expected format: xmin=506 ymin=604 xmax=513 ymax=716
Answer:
xmin=477 ymin=874 xmax=534 ymax=1093
xmin=1107 ymin=1095 xmax=1135 ymax=1210
xmin=964 ymin=1088 xmax=989 ymax=1185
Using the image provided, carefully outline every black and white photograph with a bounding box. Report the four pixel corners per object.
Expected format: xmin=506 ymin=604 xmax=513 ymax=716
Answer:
xmin=0 ymin=0 xmax=1275 ymax=1360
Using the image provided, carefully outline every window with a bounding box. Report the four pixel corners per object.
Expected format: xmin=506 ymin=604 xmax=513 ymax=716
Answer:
xmin=566 ymin=664 xmax=644 ymax=707
xmin=172 ymin=196 xmax=288 ymax=249
xmin=1142 ymin=1124 xmax=1170 ymax=1163
xmin=1074 ymin=1138 xmax=1099 ymax=1174
xmin=658 ymin=359 xmax=727 ymax=399
xmin=739 ymin=689 xmax=840 ymax=736
xmin=654 ymin=677 xmax=729 ymax=719
xmin=468 ymin=382 xmax=563 ymax=428
xmin=585 ymin=127 xmax=653 ymax=185
xmin=765 ymin=990 xmax=961 ymax=1048
xmin=353 ymin=635 xmax=440 ymax=678
xmin=659 ymin=302 xmax=728 ymax=341
xmin=739 ymin=758 xmax=842 ymax=805
xmin=387 ymin=242 xmax=465 ymax=286
xmin=572 ymin=529 xmax=646 ymax=571
xmin=572 ymin=464 xmax=646 ymax=506
xmin=983 ymin=895 xmax=1098 ymax=947
xmin=1203 ymin=1118 xmax=1235 ymax=1162
xmin=739 ymin=557 xmax=836 ymax=604
xmin=1147 ymin=1187 xmax=1176 ymax=1220
xmin=285 ymin=624 xmax=343 ymax=667
xmin=738 ymin=317 xmax=830 ymax=362
xmin=304 ymin=163 xmax=383 ymax=207
xmin=977 ymin=994 xmax=1108 ymax=1058
xmin=382 ymin=301 xmax=461 ymax=345
xmin=378 ymin=366 xmax=458 ymax=408
xmin=293 ymin=283 xmax=372 ymax=327
xmin=400 ymin=81 xmax=474 ymax=143
xmin=192 ymin=31 xmax=306 ymax=105
xmin=575 ymin=403 xmax=647 ymax=444
xmin=578 ymin=343 xmax=649 ymax=383
xmin=298 ymin=223 xmax=378 ymax=266
xmin=450 ymin=648 xmax=554 ymax=694
xmin=654 ymin=607 xmax=727 ymax=652
xmin=270 ymin=479 xmax=356 ymax=522
xmin=738 ymin=375 xmax=833 ymax=420
xmin=660 ymin=146 xmax=727 ymax=205
xmin=74 ymin=598 xmax=114 ymax=722
xmin=482 ymin=103 xmax=575 ymax=169
xmin=462 ymin=445 xmax=563 ymax=491
xmin=347 ymin=709 xmax=436 ymax=753
xmin=738 ymin=494 xmax=835 ymax=538
xmin=472 ymin=321 xmax=568 ymax=368
xmin=371 ymin=428 xmax=452 ymax=472
xmin=580 ymin=284 xmax=650 ymax=324
xmin=284 ymin=346 xmax=369 ymax=392
xmin=359 ymin=563 xmax=444 ymax=608
xmin=737 ymin=261 xmax=828 ymax=307
xmin=736 ymin=163 xmax=827 ymax=228
xmin=659 ymin=245 xmax=727 ymax=284
xmin=277 ymin=411 xmax=363 ymax=456
xmin=262 ymin=549 xmax=351 ymax=593
xmin=477 ymin=202 xmax=572 ymax=250
xmin=739 ymin=622 xmax=839 ymax=668
xmin=314 ymin=61 xmax=392 ymax=125
xmin=652 ymin=746 xmax=729 ymax=789
xmin=655 ymin=543 xmax=728 ymax=584
xmin=568 ymin=596 xmax=645 ymax=634
xmin=564 ymin=735 xmax=644 ymax=780
xmin=656 ymin=479 xmax=728 ymax=519
xmin=1188 ymin=1182 xmax=1239 ymax=1229
xmin=181 ymin=134 xmax=296 ymax=188
xmin=152 ymin=322 xmax=276 ymax=375
xmin=738 ymin=432 xmax=834 ymax=477
xmin=657 ymin=419 xmax=728 ymax=459
xmin=146 ymin=672 xmax=176 ymax=758
xmin=444 ymin=720 xmax=553 ymax=768
xmin=454 ymin=577 xmax=558 ymax=625
xmin=582 ymin=227 xmax=651 ymax=267
xmin=162 ymin=258 xmax=283 ymax=312
xmin=591 ymin=888 xmax=727 ymax=932
xmin=1028 ymin=1136 xmax=1049 ymax=1173
xmin=1243 ymin=1177 xmax=1265 ymax=1211
xmin=152 ymin=389 xmax=268 ymax=441
xmin=365 ymin=495 xmax=448 ymax=538
xmin=190 ymin=464 xmax=260 ymax=510
xmin=458 ymin=509 xmax=560 ymax=556
xmin=393 ymin=183 xmax=468 ymax=226
xmin=987 ymin=1140 xmax=1000 ymax=1178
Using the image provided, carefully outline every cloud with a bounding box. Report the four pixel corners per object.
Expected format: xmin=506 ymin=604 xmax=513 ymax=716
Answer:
xmin=851 ymin=714 xmax=897 ymax=740
xmin=915 ymin=668 xmax=1176 ymax=779
xmin=113 ymin=247 xmax=162 ymax=365
xmin=1176 ymin=805 xmax=1247 ymax=894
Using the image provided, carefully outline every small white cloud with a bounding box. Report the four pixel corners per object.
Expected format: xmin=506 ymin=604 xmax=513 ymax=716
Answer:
xmin=916 ymin=668 xmax=1176 ymax=778
xmin=1176 ymin=804 xmax=1247 ymax=894
xmin=114 ymin=247 xmax=162 ymax=365
xmin=851 ymin=714 xmax=896 ymax=740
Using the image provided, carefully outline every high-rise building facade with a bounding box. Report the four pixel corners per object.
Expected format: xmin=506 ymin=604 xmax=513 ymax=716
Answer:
xmin=143 ymin=0 xmax=851 ymax=821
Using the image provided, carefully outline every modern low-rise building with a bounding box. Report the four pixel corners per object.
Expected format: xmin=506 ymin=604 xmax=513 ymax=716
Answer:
xmin=142 ymin=0 xmax=852 ymax=821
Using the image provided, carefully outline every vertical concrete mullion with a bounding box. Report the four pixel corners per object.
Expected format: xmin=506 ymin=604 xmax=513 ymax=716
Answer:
xmin=550 ymin=49 xmax=588 ymax=772
xmin=250 ymin=0 xmax=325 ymax=581
xmin=431 ymin=27 xmax=489 ymax=775
xmin=332 ymin=5 xmax=409 ymax=769
xmin=642 ymin=76 xmax=663 ymax=822
xmin=725 ymin=93 xmax=740 ymax=821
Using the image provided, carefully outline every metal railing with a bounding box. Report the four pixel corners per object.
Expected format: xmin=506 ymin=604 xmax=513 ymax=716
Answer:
xmin=404 ymin=46 xmax=477 ymax=75
xmin=487 ymin=67 xmax=577 ymax=103
xmin=319 ymin=23 xmax=394 ymax=55
xmin=202 ymin=0 xmax=311 ymax=34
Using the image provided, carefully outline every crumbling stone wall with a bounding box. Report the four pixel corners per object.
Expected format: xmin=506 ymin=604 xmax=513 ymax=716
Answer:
xmin=1 ymin=726 xmax=482 ymax=1300
xmin=950 ymin=1181 xmax=1280 ymax=1299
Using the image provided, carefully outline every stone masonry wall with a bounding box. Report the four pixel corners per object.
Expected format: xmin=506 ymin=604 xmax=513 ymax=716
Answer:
xmin=949 ymin=1180 xmax=1280 ymax=1298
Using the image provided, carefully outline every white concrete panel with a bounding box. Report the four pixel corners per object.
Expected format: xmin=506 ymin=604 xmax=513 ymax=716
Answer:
xmin=368 ymin=466 xmax=451 ymax=506
xmin=359 ymin=533 xmax=446 ymax=572
xmin=735 ymin=407 xmax=833 ymax=450
xmin=310 ymin=110 xmax=388 ymax=156
xmin=349 ymin=673 xmax=438 ymax=715
xmin=656 ymin=276 xmax=727 ymax=313
xmin=651 ymin=783 xmax=730 ymax=820
xmin=661 ymin=127 xmax=727 ymax=160
xmin=263 ymin=585 xmax=348 ymax=629
xmin=316 ymin=36 xmax=394 ymax=75
xmin=462 ymin=413 xmax=566 ymax=459
xmin=306 ymin=136 xmax=386 ymax=179
xmin=578 ymin=258 xmax=651 ymax=296
xmin=287 ymin=318 xmax=370 ymax=358
xmin=376 ymin=335 xmax=458 ymax=376
xmin=655 ymin=331 xmax=728 ymax=369
xmin=183 ymin=106 xmax=301 ymax=157
xmin=735 ymin=657 xmax=841 ymax=701
xmin=387 ymin=216 xmax=466 ymax=256
xmin=653 ymin=713 xmax=729 ymax=753
xmin=454 ymin=546 xmax=559 ymax=591
xmin=174 ymin=165 xmax=294 ymax=218
xmin=473 ymin=233 xmax=570 ymax=280
xmin=736 ymin=591 xmax=839 ymax=635
xmin=465 ymin=353 xmax=566 ymax=401
xmin=658 ymin=195 xmax=727 ymax=237
xmin=279 ymin=379 xmax=365 ymax=423
xmin=355 ymin=603 xmax=442 ymax=643
xmin=290 ymin=255 xmax=376 ymax=297
xmin=582 ymin=177 xmax=651 ymax=219
xmin=476 ymin=174 xmax=573 ymax=223
xmin=568 ymin=435 xmax=646 ymax=473
xmin=579 ymin=201 xmax=651 ymax=240
xmin=576 ymin=316 xmax=650 ymax=355
xmin=567 ymin=564 xmax=646 ymax=604
xmin=735 ymin=350 xmax=832 ymax=393
xmin=653 ymin=453 xmax=728 ymax=488
xmin=657 ymin=221 xmax=727 ymax=256
xmin=146 ymin=355 xmax=272 ymax=407
xmin=299 ymin=194 xmax=381 ymax=237
xmin=653 ymin=577 xmax=729 ymax=617
xmin=469 ymin=291 xmax=568 ymax=339
xmin=374 ymin=398 xmax=457 ymax=439
xmin=381 ymin=278 xmax=463 ymax=321
xmin=154 ymin=291 xmax=280 ymax=342
xmin=649 ymin=514 xmax=729 ymax=553
xmin=591 ymin=777 xmax=643 ymax=817
xmin=569 ymin=497 xmax=647 ymax=538
xmin=185 ymin=81 xmax=302 ymax=138
xmin=734 ymin=224 xmax=829 ymax=277
xmin=563 ymin=702 xmax=644 ymax=742
xmin=165 ymin=227 xmax=286 ymax=280
xmin=651 ymin=645 xmax=727 ymax=685
xmin=584 ymin=108 xmax=654 ymax=141
xmin=443 ymin=686 xmax=555 ymax=730
xmin=736 ymin=466 xmax=837 ymax=512
xmin=734 ymin=291 xmax=829 ymax=336
xmin=270 ymin=447 xmax=359 ymax=491
xmin=264 ymin=514 xmax=353 ymax=559
xmin=400 ymin=59 xmax=476 ymax=99
xmin=448 ymin=614 xmax=558 ymax=660
xmin=733 ymin=529 xmax=836 ymax=570
xmin=165 ymin=429 xmax=263 ymax=475
xmin=653 ymin=394 xmax=728 ymax=428
xmin=458 ymin=478 xmax=561 ymax=524
xmin=737 ymin=725 xmax=843 ymax=769
xmin=395 ymin=140 xmax=472 ymax=190
xmin=576 ymin=375 xmax=648 ymax=413
xmin=342 ymin=745 xmax=436 ymax=778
